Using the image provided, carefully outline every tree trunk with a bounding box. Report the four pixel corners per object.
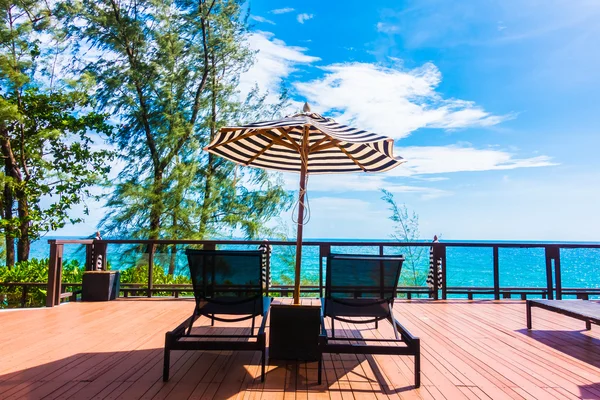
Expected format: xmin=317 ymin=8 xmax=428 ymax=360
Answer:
xmin=148 ymin=170 xmax=163 ymax=240
xmin=16 ymin=190 xmax=29 ymax=262
xmin=168 ymin=213 xmax=177 ymax=275
xmin=3 ymin=173 xmax=14 ymax=268
xmin=198 ymin=155 xmax=214 ymax=238
xmin=1 ymin=131 xmax=16 ymax=268
xmin=198 ymin=54 xmax=217 ymax=238
xmin=168 ymin=245 xmax=176 ymax=276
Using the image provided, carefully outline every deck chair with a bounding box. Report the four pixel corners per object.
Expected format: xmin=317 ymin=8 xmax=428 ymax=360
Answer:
xmin=163 ymin=249 xmax=271 ymax=382
xmin=318 ymin=254 xmax=421 ymax=387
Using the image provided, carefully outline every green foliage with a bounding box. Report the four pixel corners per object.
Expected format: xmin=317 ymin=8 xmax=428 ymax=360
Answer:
xmin=0 ymin=256 xmax=194 ymax=307
xmin=0 ymin=0 xmax=113 ymax=266
xmin=0 ymin=258 xmax=83 ymax=308
xmin=2 ymin=88 xmax=113 ymax=231
xmin=59 ymin=0 xmax=292 ymax=259
xmin=381 ymin=189 xmax=429 ymax=289
xmin=119 ymin=263 xmax=191 ymax=285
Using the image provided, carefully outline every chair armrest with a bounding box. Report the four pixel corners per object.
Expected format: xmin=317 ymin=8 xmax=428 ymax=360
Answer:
xmin=392 ymin=315 xmax=419 ymax=345
xmin=170 ymin=314 xmax=193 ymax=339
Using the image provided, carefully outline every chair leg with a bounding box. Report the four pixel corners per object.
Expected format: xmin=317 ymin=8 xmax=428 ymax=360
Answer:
xmin=375 ymin=320 xmax=378 ymax=330
xmin=211 ymin=314 xmax=215 ymax=326
xmin=251 ymin=316 xmax=256 ymax=333
xmin=261 ymin=348 xmax=266 ymax=382
xmin=163 ymin=334 xmax=171 ymax=382
xmin=318 ymin=354 xmax=323 ymax=385
xmin=331 ymin=318 xmax=335 ymax=338
xmin=414 ymin=341 xmax=421 ymax=388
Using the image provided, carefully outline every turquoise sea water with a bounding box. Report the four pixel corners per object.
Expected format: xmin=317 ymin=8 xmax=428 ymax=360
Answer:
xmin=30 ymin=237 xmax=600 ymax=294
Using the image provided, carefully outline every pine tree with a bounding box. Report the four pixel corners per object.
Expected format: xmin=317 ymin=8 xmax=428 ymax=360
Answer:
xmin=0 ymin=0 xmax=113 ymax=267
xmin=61 ymin=0 xmax=291 ymax=274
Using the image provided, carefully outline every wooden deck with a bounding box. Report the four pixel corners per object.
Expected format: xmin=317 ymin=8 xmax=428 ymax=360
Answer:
xmin=0 ymin=299 xmax=599 ymax=400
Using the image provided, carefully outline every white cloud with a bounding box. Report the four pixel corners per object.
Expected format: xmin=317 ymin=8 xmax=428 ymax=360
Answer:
xmin=301 ymin=197 xmax=393 ymax=239
xmin=239 ymin=32 xmax=320 ymax=104
xmin=294 ymin=62 xmax=509 ymax=139
xmin=270 ymin=7 xmax=295 ymax=14
xmin=250 ymin=15 xmax=276 ymax=25
xmin=393 ymin=145 xmax=557 ymax=176
xmin=376 ymin=22 xmax=400 ymax=33
xmin=281 ymin=173 xmax=449 ymax=199
xmin=271 ymin=145 xmax=555 ymax=199
xmin=296 ymin=13 xmax=314 ymax=24
xmin=276 ymin=145 xmax=553 ymax=196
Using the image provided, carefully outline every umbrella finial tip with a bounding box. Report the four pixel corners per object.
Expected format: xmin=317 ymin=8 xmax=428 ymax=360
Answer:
xmin=303 ymin=102 xmax=311 ymax=113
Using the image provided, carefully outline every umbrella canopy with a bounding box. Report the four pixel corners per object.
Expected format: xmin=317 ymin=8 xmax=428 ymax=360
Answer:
xmin=205 ymin=105 xmax=405 ymax=304
xmin=206 ymin=112 xmax=403 ymax=174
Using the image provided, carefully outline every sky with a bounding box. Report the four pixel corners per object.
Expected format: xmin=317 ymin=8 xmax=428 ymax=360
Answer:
xmin=56 ymin=0 xmax=600 ymax=241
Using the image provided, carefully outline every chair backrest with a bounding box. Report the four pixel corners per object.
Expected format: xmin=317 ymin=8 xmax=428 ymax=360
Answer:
xmin=186 ymin=249 xmax=265 ymax=307
xmin=326 ymin=254 xmax=405 ymax=302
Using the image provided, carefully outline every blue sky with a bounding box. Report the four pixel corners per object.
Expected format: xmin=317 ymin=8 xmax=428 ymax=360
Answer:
xmin=58 ymin=0 xmax=600 ymax=241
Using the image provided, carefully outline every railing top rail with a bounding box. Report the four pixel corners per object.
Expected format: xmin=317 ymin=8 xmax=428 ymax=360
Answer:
xmin=47 ymin=238 xmax=600 ymax=249
xmin=48 ymin=239 xmax=94 ymax=245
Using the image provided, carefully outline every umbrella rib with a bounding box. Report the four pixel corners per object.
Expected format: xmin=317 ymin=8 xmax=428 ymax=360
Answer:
xmin=277 ymin=128 xmax=302 ymax=152
xmin=310 ymin=140 xmax=338 ymax=153
xmin=329 ymin=141 xmax=367 ymax=171
xmin=261 ymin=131 xmax=299 ymax=151
xmin=244 ymin=138 xmax=277 ymax=165
xmin=208 ymin=130 xmax=262 ymax=149
xmin=308 ymin=135 xmax=332 ymax=153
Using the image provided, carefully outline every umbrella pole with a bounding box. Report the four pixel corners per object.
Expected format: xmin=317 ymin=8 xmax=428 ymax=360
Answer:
xmin=293 ymin=126 xmax=309 ymax=305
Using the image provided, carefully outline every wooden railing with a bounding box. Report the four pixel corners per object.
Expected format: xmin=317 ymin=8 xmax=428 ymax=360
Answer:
xmin=0 ymin=282 xmax=81 ymax=308
xmin=41 ymin=239 xmax=600 ymax=307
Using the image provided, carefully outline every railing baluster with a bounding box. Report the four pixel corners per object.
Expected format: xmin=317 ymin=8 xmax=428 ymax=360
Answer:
xmin=319 ymin=244 xmax=330 ymax=299
xmin=554 ymin=247 xmax=562 ymax=300
xmin=493 ymin=246 xmax=500 ymax=300
xmin=544 ymin=246 xmax=554 ymax=300
xmin=147 ymin=243 xmax=156 ymax=298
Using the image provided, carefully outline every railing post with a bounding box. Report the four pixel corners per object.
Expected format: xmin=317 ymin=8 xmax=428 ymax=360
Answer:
xmin=47 ymin=241 xmax=58 ymax=307
xmin=47 ymin=241 xmax=64 ymax=307
xmin=441 ymin=245 xmax=447 ymax=300
xmin=493 ymin=246 xmax=500 ymax=300
xmin=544 ymin=246 xmax=554 ymax=300
xmin=432 ymin=243 xmax=441 ymax=300
xmin=54 ymin=245 xmax=64 ymax=306
xmin=147 ymin=243 xmax=156 ymax=298
xmin=319 ymin=244 xmax=330 ymax=298
xmin=553 ymin=247 xmax=562 ymax=300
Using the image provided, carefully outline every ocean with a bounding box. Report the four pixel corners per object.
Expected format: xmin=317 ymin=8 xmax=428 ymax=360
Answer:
xmin=29 ymin=237 xmax=600 ymax=291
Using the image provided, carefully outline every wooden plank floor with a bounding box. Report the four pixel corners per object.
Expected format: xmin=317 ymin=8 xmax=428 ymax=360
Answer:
xmin=0 ymin=298 xmax=599 ymax=399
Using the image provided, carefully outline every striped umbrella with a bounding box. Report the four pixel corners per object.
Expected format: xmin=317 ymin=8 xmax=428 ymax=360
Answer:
xmin=205 ymin=103 xmax=405 ymax=304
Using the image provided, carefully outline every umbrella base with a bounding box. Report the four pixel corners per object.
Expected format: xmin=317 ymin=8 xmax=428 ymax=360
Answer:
xmin=269 ymin=303 xmax=321 ymax=361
